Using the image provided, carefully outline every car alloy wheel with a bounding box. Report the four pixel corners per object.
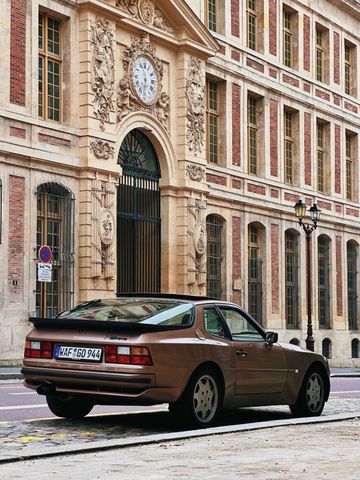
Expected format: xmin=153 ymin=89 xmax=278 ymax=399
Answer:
xmin=305 ymin=372 xmax=325 ymax=413
xmin=192 ymin=373 xmax=219 ymax=425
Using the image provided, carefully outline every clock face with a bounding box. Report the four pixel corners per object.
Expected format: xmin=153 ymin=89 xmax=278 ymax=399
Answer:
xmin=132 ymin=56 xmax=159 ymax=105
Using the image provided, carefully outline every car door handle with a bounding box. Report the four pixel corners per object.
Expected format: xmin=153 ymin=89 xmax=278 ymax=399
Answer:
xmin=236 ymin=349 xmax=248 ymax=357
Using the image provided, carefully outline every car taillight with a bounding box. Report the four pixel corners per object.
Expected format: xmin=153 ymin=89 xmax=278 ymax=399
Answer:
xmin=104 ymin=345 xmax=152 ymax=365
xmin=24 ymin=340 xmax=53 ymax=359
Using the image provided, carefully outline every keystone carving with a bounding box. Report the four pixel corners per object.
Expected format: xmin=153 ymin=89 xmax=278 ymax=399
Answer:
xmin=90 ymin=18 xmax=115 ymax=131
xmin=90 ymin=139 xmax=115 ymax=160
xmin=186 ymin=164 xmax=206 ymax=182
xmin=117 ymin=1 xmax=174 ymax=33
xmin=186 ymin=58 xmax=205 ymax=155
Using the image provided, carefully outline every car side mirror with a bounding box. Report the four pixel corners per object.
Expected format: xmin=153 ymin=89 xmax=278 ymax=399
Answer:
xmin=265 ymin=331 xmax=278 ymax=344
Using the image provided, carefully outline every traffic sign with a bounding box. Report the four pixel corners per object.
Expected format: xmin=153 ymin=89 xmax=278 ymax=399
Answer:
xmin=38 ymin=245 xmax=52 ymax=263
xmin=37 ymin=263 xmax=52 ymax=282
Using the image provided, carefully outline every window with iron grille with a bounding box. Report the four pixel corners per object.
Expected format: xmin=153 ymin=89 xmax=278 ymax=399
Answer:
xmin=284 ymin=110 xmax=293 ymax=184
xmin=316 ymin=28 xmax=324 ymax=82
xmin=283 ymin=10 xmax=293 ymax=68
xmin=317 ymin=123 xmax=325 ymax=193
xmin=38 ymin=13 xmax=62 ymax=121
xmin=322 ymin=338 xmax=332 ymax=359
xmin=247 ymin=0 xmax=257 ymax=50
xmin=248 ymin=224 xmax=263 ymax=325
xmin=318 ymin=236 xmax=330 ymax=328
xmin=285 ymin=231 xmax=298 ymax=328
xmin=347 ymin=243 xmax=358 ymax=330
xmin=206 ymin=0 xmax=217 ymax=32
xmin=206 ymin=215 xmax=223 ymax=299
xmin=36 ymin=183 xmax=74 ymax=317
xmin=346 ymin=133 xmax=353 ymax=201
xmin=206 ymin=80 xmax=219 ymax=164
xmin=247 ymin=96 xmax=258 ymax=175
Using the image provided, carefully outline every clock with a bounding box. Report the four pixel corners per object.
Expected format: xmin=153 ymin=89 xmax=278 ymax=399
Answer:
xmin=131 ymin=55 xmax=160 ymax=105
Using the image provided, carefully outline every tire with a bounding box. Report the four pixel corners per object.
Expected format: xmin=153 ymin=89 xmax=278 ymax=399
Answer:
xmin=46 ymin=394 xmax=93 ymax=419
xmin=169 ymin=368 xmax=221 ymax=428
xmin=290 ymin=368 xmax=326 ymax=417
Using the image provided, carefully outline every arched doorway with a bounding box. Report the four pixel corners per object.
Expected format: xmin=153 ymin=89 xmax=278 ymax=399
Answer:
xmin=117 ymin=129 xmax=161 ymax=293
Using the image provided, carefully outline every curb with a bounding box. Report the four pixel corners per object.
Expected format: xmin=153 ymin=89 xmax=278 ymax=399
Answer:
xmin=0 ymin=411 xmax=359 ymax=465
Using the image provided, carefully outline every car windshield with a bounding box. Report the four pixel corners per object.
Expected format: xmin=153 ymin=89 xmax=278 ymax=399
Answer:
xmin=57 ymin=298 xmax=194 ymax=326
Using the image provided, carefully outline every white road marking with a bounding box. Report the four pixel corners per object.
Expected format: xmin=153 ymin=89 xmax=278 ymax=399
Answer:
xmin=10 ymin=392 xmax=38 ymax=395
xmin=0 ymin=404 xmax=48 ymax=411
xmin=330 ymin=390 xmax=360 ymax=394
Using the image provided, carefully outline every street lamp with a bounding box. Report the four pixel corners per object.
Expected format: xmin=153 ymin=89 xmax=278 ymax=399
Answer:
xmin=294 ymin=200 xmax=321 ymax=352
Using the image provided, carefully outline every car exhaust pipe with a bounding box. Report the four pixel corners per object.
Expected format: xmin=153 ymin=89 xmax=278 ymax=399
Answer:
xmin=36 ymin=382 xmax=55 ymax=396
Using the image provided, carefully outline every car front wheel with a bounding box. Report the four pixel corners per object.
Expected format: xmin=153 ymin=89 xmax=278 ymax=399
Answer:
xmin=46 ymin=394 xmax=93 ymax=419
xmin=290 ymin=369 xmax=326 ymax=417
xmin=170 ymin=368 xmax=221 ymax=428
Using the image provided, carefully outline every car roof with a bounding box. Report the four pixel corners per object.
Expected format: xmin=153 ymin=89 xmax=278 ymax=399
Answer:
xmin=114 ymin=293 xmax=222 ymax=304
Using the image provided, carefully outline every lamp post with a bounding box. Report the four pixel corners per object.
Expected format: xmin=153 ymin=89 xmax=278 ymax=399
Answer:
xmin=294 ymin=200 xmax=321 ymax=352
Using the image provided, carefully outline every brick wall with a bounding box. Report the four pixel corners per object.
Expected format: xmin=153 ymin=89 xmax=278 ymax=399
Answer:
xmin=269 ymin=0 xmax=277 ymax=56
xmin=231 ymin=0 xmax=240 ymax=37
xmin=336 ymin=236 xmax=343 ymax=316
xmin=232 ymin=83 xmax=241 ymax=166
xmin=10 ymin=0 xmax=26 ymax=106
xmin=8 ymin=176 xmax=25 ymax=302
xmin=304 ymin=113 xmax=312 ymax=186
xmin=335 ymin=125 xmax=341 ymax=194
xmin=270 ymin=99 xmax=278 ymax=177
xmin=271 ymin=224 xmax=279 ymax=314
xmin=303 ymin=15 xmax=310 ymax=72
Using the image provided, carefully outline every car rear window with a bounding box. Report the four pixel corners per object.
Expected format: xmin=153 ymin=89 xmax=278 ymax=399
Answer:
xmin=57 ymin=299 xmax=194 ymax=326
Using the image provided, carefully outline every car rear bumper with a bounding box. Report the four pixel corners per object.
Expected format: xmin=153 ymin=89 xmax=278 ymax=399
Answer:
xmin=21 ymin=366 xmax=181 ymax=405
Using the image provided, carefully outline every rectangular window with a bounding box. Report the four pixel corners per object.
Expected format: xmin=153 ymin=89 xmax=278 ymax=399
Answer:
xmin=316 ymin=29 xmax=324 ymax=82
xmin=247 ymin=0 xmax=257 ymax=50
xmin=285 ymin=232 xmax=298 ymax=328
xmin=206 ymin=80 xmax=219 ymax=164
xmin=346 ymin=133 xmax=353 ymax=200
xmin=248 ymin=96 xmax=257 ymax=175
xmin=345 ymin=43 xmax=351 ymax=95
xmin=38 ymin=13 xmax=62 ymax=121
xmin=317 ymin=123 xmax=325 ymax=193
xmin=206 ymin=0 xmax=217 ymax=32
xmin=284 ymin=111 xmax=293 ymax=184
xmin=283 ymin=10 xmax=292 ymax=68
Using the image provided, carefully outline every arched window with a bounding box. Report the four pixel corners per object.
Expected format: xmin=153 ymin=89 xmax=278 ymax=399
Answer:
xmin=318 ymin=236 xmax=330 ymax=328
xmin=289 ymin=338 xmax=300 ymax=346
xmin=285 ymin=230 xmax=299 ymax=328
xmin=36 ymin=183 xmax=74 ymax=317
xmin=352 ymin=339 xmax=359 ymax=359
xmin=248 ymin=223 xmax=264 ymax=325
xmin=347 ymin=242 xmax=358 ymax=330
xmin=206 ymin=215 xmax=224 ymax=299
xmin=322 ymin=338 xmax=332 ymax=359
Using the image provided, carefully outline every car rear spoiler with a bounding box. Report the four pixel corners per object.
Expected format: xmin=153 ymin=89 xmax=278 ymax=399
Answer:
xmin=28 ymin=317 xmax=192 ymax=332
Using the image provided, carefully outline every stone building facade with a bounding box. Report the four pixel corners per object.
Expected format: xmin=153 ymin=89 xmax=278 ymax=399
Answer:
xmin=0 ymin=0 xmax=359 ymax=366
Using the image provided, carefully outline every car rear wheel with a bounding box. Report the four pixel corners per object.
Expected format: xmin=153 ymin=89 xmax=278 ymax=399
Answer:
xmin=290 ymin=368 xmax=326 ymax=417
xmin=46 ymin=394 xmax=93 ymax=419
xmin=170 ymin=368 xmax=221 ymax=428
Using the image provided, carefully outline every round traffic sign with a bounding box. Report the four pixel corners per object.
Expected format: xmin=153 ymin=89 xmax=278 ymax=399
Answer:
xmin=38 ymin=245 xmax=52 ymax=263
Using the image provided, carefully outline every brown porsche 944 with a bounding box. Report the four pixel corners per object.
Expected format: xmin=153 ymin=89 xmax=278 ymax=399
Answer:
xmin=22 ymin=294 xmax=330 ymax=427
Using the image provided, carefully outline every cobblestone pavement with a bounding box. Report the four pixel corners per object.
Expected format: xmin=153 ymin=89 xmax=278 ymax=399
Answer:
xmin=0 ymin=395 xmax=359 ymax=462
xmin=0 ymin=417 xmax=359 ymax=479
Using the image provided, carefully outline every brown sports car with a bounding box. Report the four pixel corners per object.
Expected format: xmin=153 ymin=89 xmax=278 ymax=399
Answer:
xmin=22 ymin=294 xmax=330 ymax=427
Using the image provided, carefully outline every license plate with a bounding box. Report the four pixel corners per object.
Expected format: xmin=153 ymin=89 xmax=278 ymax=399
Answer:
xmin=55 ymin=345 xmax=102 ymax=362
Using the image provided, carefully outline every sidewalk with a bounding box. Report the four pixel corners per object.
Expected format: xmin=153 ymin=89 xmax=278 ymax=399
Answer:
xmin=1 ymin=366 xmax=360 ymax=380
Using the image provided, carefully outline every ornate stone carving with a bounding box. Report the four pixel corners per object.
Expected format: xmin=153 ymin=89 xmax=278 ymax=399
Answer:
xmin=90 ymin=18 xmax=115 ymax=131
xmin=91 ymin=179 xmax=116 ymax=278
xmin=90 ymin=139 xmax=115 ymax=160
xmin=187 ymin=194 xmax=207 ymax=286
xmin=186 ymin=164 xmax=206 ymax=182
xmin=117 ymin=33 xmax=169 ymax=129
xmin=186 ymin=58 xmax=205 ymax=155
xmin=117 ymin=1 xmax=174 ymax=33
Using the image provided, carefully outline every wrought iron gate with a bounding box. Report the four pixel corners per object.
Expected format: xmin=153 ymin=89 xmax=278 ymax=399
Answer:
xmin=117 ymin=130 xmax=161 ymax=293
xmin=248 ymin=258 xmax=263 ymax=325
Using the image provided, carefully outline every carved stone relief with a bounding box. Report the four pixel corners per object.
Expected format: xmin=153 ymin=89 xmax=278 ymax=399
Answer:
xmin=186 ymin=57 xmax=205 ymax=155
xmin=116 ymin=33 xmax=170 ymax=129
xmin=186 ymin=164 xmax=206 ymax=182
xmin=187 ymin=194 xmax=207 ymax=286
xmin=91 ymin=178 xmax=116 ymax=278
xmin=90 ymin=139 xmax=115 ymax=160
xmin=116 ymin=1 xmax=174 ymax=33
xmin=90 ymin=18 xmax=115 ymax=131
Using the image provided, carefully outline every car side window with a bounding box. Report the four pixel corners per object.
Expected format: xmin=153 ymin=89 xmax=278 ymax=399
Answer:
xmin=218 ymin=308 xmax=264 ymax=342
xmin=203 ymin=308 xmax=227 ymax=339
